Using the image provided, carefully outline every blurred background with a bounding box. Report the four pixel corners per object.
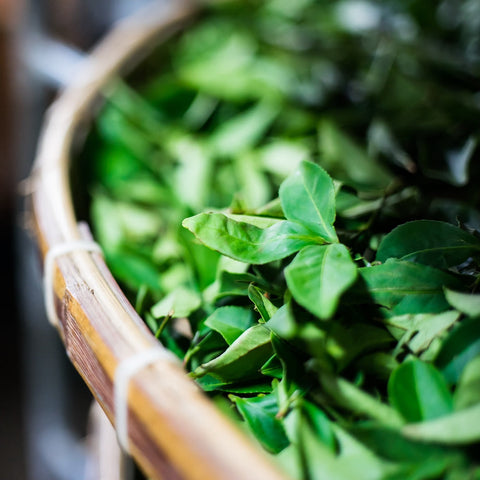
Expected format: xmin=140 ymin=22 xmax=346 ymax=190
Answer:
xmin=0 ymin=1 xmax=151 ymax=478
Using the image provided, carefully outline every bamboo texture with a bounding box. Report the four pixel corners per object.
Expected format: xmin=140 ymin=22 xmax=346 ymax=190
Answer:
xmin=30 ymin=2 xmax=288 ymax=479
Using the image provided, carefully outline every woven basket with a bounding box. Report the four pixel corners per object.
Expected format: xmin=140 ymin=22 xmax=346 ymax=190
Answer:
xmin=30 ymin=2 xmax=288 ymax=479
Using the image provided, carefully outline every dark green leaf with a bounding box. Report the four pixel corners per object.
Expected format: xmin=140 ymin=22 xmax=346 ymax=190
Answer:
xmin=196 ymin=375 xmax=272 ymax=394
xmin=230 ymin=393 xmax=289 ymax=454
xmin=215 ymin=271 xmax=267 ymax=299
xmin=376 ymin=220 xmax=480 ymax=268
xmin=356 ymin=259 xmax=461 ymax=315
xmin=435 ymin=317 xmax=480 ymax=384
xmin=388 ymin=360 xmax=453 ymax=423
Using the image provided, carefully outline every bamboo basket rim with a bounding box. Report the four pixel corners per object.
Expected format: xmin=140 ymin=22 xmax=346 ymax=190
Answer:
xmin=30 ymin=2 xmax=288 ymax=479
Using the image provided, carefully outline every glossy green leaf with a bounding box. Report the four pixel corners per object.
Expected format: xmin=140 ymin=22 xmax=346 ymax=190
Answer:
xmin=402 ymin=403 xmax=480 ymax=444
xmin=248 ymin=284 xmax=278 ymax=322
xmin=215 ymin=271 xmax=267 ymax=299
xmin=376 ymin=220 xmax=480 ymax=268
xmin=388 ymin=360 xmax=453 ymax=423
xmin=191 ymin=324 xmax=273 ymax=382
xmin=435 ymin=317 xmax=480 ymax=384
xmin=230 ymin=393 xmax=289 ymax=454
xmin=356 ymin=259 xmax=460 ymax=315
xmin=204 ymin=306 xmax=256 ymax=345
xmin=279 ymin=161 xmax=338 ymax=242
xmin=183 ymin=213 xmax=321 ymax=264
xmin=444 ymin=288 xmax=480 ymax=317
xmin=285 ymin=244 xmax=357 ymax=320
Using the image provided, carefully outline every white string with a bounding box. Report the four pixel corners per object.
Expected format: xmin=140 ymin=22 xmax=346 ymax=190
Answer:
xmin=114 ymin=346 xmax=178 ymax=453
xmin=44 ymin=240 xmax=103 ymax=327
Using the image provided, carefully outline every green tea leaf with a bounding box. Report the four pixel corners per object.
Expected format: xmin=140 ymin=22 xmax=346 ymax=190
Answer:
xmin=315 ymin=371 xmax=404 ymax=427
xmin=151 ymin=286 xmax=201 ymax=318
xmin=279 ymin=160 xmax=338 ymax=242
xmin=454 ymin=355 xmax=480 ymax=410
xmin=215 ymin=271 xmax=267 ymax=299
xmin=106 ymin=251 xmax=162 ymax=295
xmin=402 ymin=403 xmax=480 ymax=444
xmin=385 ymin=311 xmax=460 ymax=355
xmin=356 ymin=259 xmax=460 ymax=315
xmin=209 ymin=101 xmax=279 ymax=157
xmin=183 ymin=213 xmax=321 ymax=264
xmin=230 ymin=393 xmax=289 ymax=454
xmin=376 ymin=220 xmax=480 ymax=268
xmin=266 ymin=302 xmax=298 ymax=339
xmin=388 ymin=360 xmax=454 ymax=423
xmin=285 ymin=244 xmax=357 ymax=320
xmin=435 ymin=317 xmax=480 ymax=384
xmin=444 ymin=288 xmax=480 ymax=317
xmin=204 ymin=306 xmax=256 ymax=345
xmin=348 ymin=424 xmax=452 ymax=463
xmin=248 ymin=284 xmax=278 ymax=322
xmin=318 ymin=120 xmax=393 ymax=192
xmin=191 ymin=324 xmax=273 ymax=382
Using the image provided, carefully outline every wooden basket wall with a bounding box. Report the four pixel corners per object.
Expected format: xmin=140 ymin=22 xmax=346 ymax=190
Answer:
xmin=30 ymin=2 xmax=287 ymax=479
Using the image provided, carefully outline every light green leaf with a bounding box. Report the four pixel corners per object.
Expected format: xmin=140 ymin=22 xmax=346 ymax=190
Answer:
xmin=204 ymin=306 xmax=256 ymax=345
xmin=209 ymin=101 xmax=279 ymax=157
xmin=183 ymin=213 xmax=321 ymax=264
xmin=151 ymin=286 xmax=202 ymax=318
xmin=376 ymin=220 xmax=480 ymax=268
xmin=384 ymin=311 xmax=460 ymax=355
xmin=402 ymin=403 xmax=480 ymax=444
xmin=191 ymin=324 xmax=273 ymax=382
xmin=285 ymin=244 xmax=357 ymax=320
xmin=267 ymin=303 xmax=298 ymax=339
xmin=454 ymin=355 xmax=480 ymax=410
xmin=279 ymin=160 xmax=338 ymax=242
xmin=388 ymin=360 xmax=453 ymax=423
xmin=445 ymin=288 xmax=480 ymax=317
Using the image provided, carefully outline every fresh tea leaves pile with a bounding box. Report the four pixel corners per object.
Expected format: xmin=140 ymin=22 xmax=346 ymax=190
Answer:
xmin=83 ymin=0 xmax=480 ymax=478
